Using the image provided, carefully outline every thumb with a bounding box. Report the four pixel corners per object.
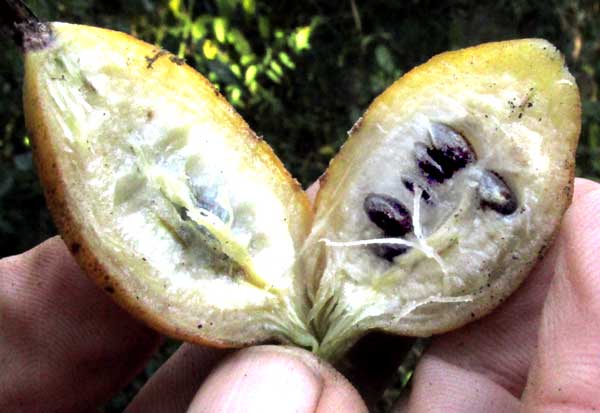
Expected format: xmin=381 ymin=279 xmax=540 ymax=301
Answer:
xmin=187 ymin=345 xmax=367 ymax=413
xmin=522 ymin=184 xmax=600 ymax=411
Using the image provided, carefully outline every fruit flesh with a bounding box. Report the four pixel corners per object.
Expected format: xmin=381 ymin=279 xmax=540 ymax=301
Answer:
xmin=24 ymin=22 xmax=315 ymax=348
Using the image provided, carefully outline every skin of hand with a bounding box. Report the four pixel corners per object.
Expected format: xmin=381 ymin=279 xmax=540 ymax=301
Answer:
xmin=0 ymin=178 xmax=598 ymax=413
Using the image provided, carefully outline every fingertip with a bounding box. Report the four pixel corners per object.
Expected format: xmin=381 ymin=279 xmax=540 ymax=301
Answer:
xmin=573 ymin=178 xmax=600 ymax=202
xmin=187 ymin=345 xmax=367 ymax=413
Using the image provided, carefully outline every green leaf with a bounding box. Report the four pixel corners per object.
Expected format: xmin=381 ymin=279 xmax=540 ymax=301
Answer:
xmin=248 ymin=79 xmax=259 ymax=94
xmin=374 ymin=44 xmax=395 ymax=74
xmin=242 ymin=0 xmax=256 ymax=15
xmin=230 ymin=63 xmax=242 ymax=78
xmin=213 ymin=17 xmax=228 ymax=43
xmin=266 ymin=69 xmax=281 ymax=84
xmin=216 ymin=0 xmax=238 ymax=16
xmin=202 ymin=39 xmax=218 ymax=60
xmin=245 ymin=65 xmax=258 ymax=83
xmin=230 ymin=87 xmax=242 ymax=102
xmin=191 ymin=19 xmax=207 ymax=40
xmin=240 ymin=54 xmax=255 ymax=66
xmin=258 ymin=16 xmax=270 ymax=39
xmin=278 ymin=52 xmax=295 ymax=69
xmin=169 ymin=0 xmax=181 ymax=15
xmin=270 ymin=60 xmax=283 ymax=76
xmin=319 ymin=145 xmax=335 ymax=156
xmin=227 ymin=29 xmax=252 ymax=55
xmin=294 ymin=26 xmax=312 ymax=51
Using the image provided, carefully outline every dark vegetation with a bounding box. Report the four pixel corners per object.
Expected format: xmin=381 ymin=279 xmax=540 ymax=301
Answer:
xmin=1 ymin=0 xmax=598 ymax=411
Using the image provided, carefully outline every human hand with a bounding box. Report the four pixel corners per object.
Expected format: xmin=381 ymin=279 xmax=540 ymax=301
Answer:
xmin=1 ymin=178 xmax=598 ymax=412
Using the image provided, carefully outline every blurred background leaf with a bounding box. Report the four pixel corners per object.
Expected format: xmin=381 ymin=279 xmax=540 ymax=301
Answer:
xmin=1 ymin=0 xmax=599 ymax=411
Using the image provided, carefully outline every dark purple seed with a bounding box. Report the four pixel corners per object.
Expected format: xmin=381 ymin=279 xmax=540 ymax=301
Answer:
xmin=402 ymin=179 xmax=431 ymax=202
xmin=429 ymin=123 xmax=476 ymax=177
xmin=478 ymin=170 xmax=518 ymax=215
xmin=372 ymin=244 xmax=409 ymax=262
xmin=414 ymin=142 xmax=445 ymax=183
xmin=363 ymin=193 xmax=412 ymax=237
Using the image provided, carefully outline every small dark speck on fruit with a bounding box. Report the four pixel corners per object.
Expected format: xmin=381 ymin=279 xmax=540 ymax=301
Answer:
xmin=70 ymin=242 xmax=81 ymax=254
xmin=512 ymin=254 xmax=519 ymax=260
xmin=470 ymin=312 xmax=475 ymax=318
xmin=146 ymin=110 xmax=154 ymax=121
xmin=145 ymin=50 xmax=168 ymax=69
xmin=142 ymin=257 xmax=147 ymax=261
xmin=170 ymin=56 xmax=186 ymax=65
xmin=197 ymin=324 xmax=203 ymax=329
xmin=518 ymin=113 xmax=523 ymax=119
xmin=105 ymin=286 xmax=115 ymax=294
xmin=527 ymin=102 xmax=533 ymax=108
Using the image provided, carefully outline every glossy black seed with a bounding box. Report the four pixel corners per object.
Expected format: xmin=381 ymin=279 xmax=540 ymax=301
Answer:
xmin=363 ymin=193 xmax=413 ymax=236
xmin=414 ymin=142 xmax=445 ymax=183
xmin=429 ymin=123 xmax=476 ymax=178
xmin=478 ymin=170 xmax=518 ymax=215
xmin=402 ymin=179 xmax=431 ymax=202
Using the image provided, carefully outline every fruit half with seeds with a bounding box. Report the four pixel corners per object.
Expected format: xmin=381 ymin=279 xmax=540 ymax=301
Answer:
xmin=307 ymin=39 xmax=580 ymax=359
xmin=20 ymin=18 xmax=579 ymax=361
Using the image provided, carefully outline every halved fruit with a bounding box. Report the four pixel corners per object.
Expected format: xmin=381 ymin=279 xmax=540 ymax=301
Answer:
xmin=24 ymin=22 xmax=316 ymax=349
xmin=22 ymin=22 xmax=579 ymax=361
xmin=305 ymin=39 xmax=580 ymax=359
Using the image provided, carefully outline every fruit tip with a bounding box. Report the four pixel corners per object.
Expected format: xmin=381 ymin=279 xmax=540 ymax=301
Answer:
xmin=0 ymin=0 xmax=53 ymax=51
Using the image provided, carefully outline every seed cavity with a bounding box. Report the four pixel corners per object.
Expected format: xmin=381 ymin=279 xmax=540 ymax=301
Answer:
xmin=478 ymin=170 xmax=518 ymax=215
xmin=415 ymin=124 xmax=476 ymax=183
xmin=414 ymin=142 xmax=446 ymax=183
xmin=402 ymin=178 xmax=431 ymax=203
xmin=429 ymin=123 xmax=475 ymax=175
xmin=191 ymin=185 xmax=231 ymax=223
xmin=363 ymin=193 xmax=413 ymax=261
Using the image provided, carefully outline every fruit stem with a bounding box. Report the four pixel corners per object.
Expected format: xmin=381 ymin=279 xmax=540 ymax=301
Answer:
xmin=0 ymin=0 xmax=53 ymax=51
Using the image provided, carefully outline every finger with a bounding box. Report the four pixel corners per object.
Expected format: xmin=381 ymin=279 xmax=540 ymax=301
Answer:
xmin=395 ymin=178 xmax=600 ymax=412
xmin=126 ymin=344 xmax=229 ymax=413
xmin=522 ymin=184 xmax=600 ymax=412
xmin=187 ymin=345 xmax=368 ymax=413
xmin=0 ymin=237 xmax=161 ymax=412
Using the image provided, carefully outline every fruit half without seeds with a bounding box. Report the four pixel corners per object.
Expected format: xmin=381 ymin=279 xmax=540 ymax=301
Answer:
xmin=305 ymin=39 xmax=580 ymax=360
xmin=24 ymin=22 xmax=317 ymax=349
